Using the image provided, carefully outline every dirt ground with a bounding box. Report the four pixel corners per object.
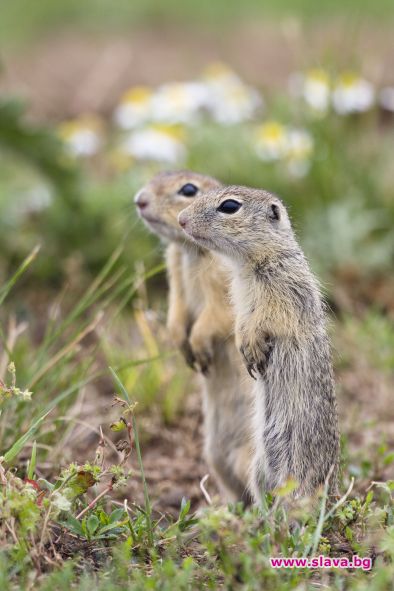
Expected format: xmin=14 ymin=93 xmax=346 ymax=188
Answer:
xmin=53 ymin=320 xmax=394 ymax=518
xmin=55 ymin=376 xmax=218 ymax=517
xmin=1 ymin=22 xmax=394 ymax=121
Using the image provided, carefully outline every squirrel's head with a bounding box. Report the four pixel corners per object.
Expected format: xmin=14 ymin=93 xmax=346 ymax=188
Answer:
xmin=178 ymin=185 xmax=293 ymax=262
xmin=134 ymin=170 xmax=221 ymax=243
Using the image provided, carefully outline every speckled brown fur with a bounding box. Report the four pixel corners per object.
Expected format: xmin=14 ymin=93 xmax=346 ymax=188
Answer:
xmin=135 ymin=172 xmax=254 ymax=503
xmin=179 ymin=185 xmax=340 ymax=502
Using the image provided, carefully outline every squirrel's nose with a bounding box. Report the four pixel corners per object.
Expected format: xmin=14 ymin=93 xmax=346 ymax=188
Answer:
xmin=134 ymin=190 xmax=150 ymax=210
xmin=178 ymin=212 xmax=188 ymax=228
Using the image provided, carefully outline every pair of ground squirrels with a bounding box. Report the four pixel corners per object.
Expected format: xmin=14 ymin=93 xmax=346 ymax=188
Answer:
xmin=135 ymin=172 xmax=254 ymax=504
xmin=135 ymin=172 xmax=340 ymax=505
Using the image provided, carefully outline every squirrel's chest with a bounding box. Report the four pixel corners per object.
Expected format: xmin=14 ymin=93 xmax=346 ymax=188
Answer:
xmin=181 ymin=254 xmax=205 ymax=318
xmin=231 ymin=274 xmax=270 ymax=321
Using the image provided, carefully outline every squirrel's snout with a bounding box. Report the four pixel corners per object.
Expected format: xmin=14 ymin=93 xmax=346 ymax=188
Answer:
xmin=134 ymin=190 xmax=150 ymax=210
xmin=178 ymin=212 xmax=188 ymax=229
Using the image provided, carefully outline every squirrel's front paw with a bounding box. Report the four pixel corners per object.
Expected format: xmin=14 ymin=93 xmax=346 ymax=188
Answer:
xmin=167 ymin=320 xmax=188 ymax=351
xmin=189 ymin=329 xmax=214 ymax=375
xmin=180 ymin=340 xmax=197 ymax=370
xmin=167 ymin=321 xmax=196 ymax=368
xmin=239 ymin=334 xmax=274 ymax=379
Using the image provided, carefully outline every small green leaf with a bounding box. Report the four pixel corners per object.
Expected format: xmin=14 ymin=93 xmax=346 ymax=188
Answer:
xmin=179 ymin=498 xmax=191 ymax=521
xmin=345 ymin=526 xmax=353 ymax=541
xmin=365 ymin=491 xmax=374 ymax=506
xmin=63 ymin=516 xmax=84 ymax=537
xmin=86 ymin=515 xmax=99 ymax=536
xmin=97 ymin=522 xmax=128 ymax=535
xmin=110 ymin=508 xmax=126 ymax=523
xmin=98 ymin=509 xmax=109 ymax=525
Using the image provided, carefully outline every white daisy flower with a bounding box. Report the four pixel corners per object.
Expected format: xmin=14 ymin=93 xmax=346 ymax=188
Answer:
xmin=113 ymin=86 xmax=153 ymax=129
xmin=202 ymin=62 xmax=243 ymax=88
xmin=302 ymin=69 xmax=331 ymax=114
xmin=332 ymin=73 xmax=375 ymax=115
xmin=209 ymin=82 xmax=262 ymax=124
xmin=289 ymin=69 xmax=331 ymax=115
xmin=286 ymin=129 xmax=314 ymax=177
xmin=150 ymin=82 xmax=209 ymax=124
xmin=379 ymin=86 xmax=394 ymax=112
xmin=254 ymin=121 xmax=288 ymax=161
xmin=58 ymin=115 xmax=103 ymax=157
xmin=254 ymin=122 xmax=313 ymax=177
xmin=202 ymin=62 xmax=262 ymax=124
xmin=287 ymin=128 xmax=314 ymax=159
xmin=121 ymin=125 xmax=186 ymax=164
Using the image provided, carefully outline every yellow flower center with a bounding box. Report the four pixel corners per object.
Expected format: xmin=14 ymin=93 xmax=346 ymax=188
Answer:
xmin=58 ymin=115 xmax=102 ymax=139
xmin=148 ymin=124 xmax=186 ymax=141
xmin=122 ymin=86 xmax=152 ymax=105
xmin=256 ymin=121 xmax=286 ymax=143
xmin=306 ymin=68 xmax=330 ymax=86
xmin=337 ymin=72 xmax=360 ymax=88
xmin=203 ymin=62 xmax=235 ymax=80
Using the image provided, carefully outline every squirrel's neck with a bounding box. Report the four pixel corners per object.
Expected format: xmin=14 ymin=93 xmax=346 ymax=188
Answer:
xmin=229 ymin=246 xmax=321 ymax=318
xmin=234 ymin=246 xmax=308 ymax=281
xmin=180 ymin=240 xmax=207 ymax=258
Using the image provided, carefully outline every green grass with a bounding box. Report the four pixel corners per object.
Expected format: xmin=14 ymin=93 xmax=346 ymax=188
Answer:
xmin=0 ymin=247 xmax=184 ymax=462
xmin=1 ymin=338 xmax=393 ymax=590
xmin=1 ymin=0 xmax=394 ymax=48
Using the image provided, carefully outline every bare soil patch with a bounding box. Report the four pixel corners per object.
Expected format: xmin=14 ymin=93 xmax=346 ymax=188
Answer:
xmin=62 ymin=348 xmax=394 ymax=516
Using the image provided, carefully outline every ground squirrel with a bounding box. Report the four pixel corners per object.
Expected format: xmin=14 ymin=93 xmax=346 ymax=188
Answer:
xmin=135 ymin=172 xmax=254 ymax=503
xmin=178 ymin=185 xmax=340 ymax=501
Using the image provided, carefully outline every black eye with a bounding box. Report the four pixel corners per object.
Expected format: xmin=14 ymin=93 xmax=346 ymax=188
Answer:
xmin=178 ymin=183 xmax=198 ymax=197
xmin=217 ymin=199 xmax=242 ymax=214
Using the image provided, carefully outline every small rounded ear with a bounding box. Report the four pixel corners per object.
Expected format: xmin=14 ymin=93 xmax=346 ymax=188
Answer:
xmin=268 ymin=203 xmax=281 ymax=221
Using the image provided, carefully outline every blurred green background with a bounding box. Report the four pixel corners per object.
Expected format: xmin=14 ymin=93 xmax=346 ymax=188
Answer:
xmin=2 ymin=0 xmax=394 ymax=47
xmin=1 ymin=0 xmax=394 ymax=294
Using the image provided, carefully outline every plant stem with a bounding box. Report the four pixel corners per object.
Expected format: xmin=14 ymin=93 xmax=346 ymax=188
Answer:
xmin=76 ymin=481 xmax=114 ymax=520
xmin=109 ymin=367 xmax=154 ymax=547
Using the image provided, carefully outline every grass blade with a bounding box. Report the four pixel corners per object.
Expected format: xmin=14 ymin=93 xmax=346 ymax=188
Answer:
xmin=109 ymin=366 xmax=154 ymax=546
xmin=0 ymin=245 xmax=40 ymax=306
xmin=3 ymin=410 xmax=51 ymax=464
xmin=27 ymin=441 xmax=37 ymax=480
